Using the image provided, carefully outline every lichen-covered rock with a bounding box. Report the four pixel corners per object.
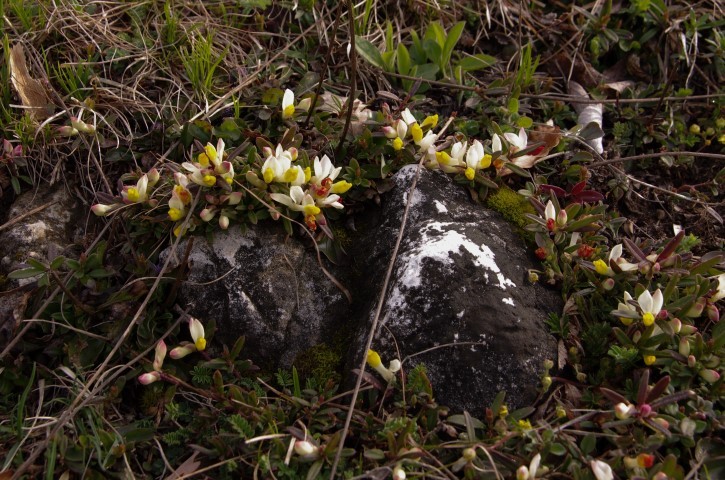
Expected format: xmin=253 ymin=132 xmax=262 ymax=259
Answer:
xmin=161 ymin=224 xmax=351 ymax=369
xmin=0 ymin=184 xmax=83 ymax=342
xmin=349 ymin=165 xmax=560 ymax=413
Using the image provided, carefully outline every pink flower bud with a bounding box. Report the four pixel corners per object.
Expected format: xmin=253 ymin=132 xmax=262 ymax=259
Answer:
xmin=669 ymin=318 xmax=682 ymax=333
xmin=169 ymin=344 xmax=196 ymax=359
xmin=153 ymin=340 xmax=167 ymax=371
xmin=638 ymin=404 xmax=653 ymax=418
xmin=262 ymin=146 xmax=273 ymax=158
xmin=556 ymin=209 xmax=568 ymax=227
xmin=678 ymin=337 xmax=690 ymax=356
xmin=200 ymin=208 xmax=216 ymax=222
xmin=382 ymin=126 xmax=397 ymax=139
xmin=219 ymin=215 xmax=229 ymax=230
xmin=147 ymin=168 xmax=160 ymax=187
xmin=657 ymin=309 xmax=668 ymax=320
xmin=688 ymin=355 xmax=697 ymax=368
xmin=516 ymin=466 xmax=530 ymax=480
xmin=392 ymin=465 xmax=406 ymax=480
xmin=699 ymin=369 xmax=720 ymax=383
xmin=138 ymin=371 xmax=161 ymax=385
xmin=57 ymin=125 xmax=79 ymax=137
xmin=601 ymin=278 xmax=615 ymax=291
xmin=91 ymin=203 xmax=116 ymax=216
xmin=680 ymin=324 xmax=698 ymax=335
xmin=706 ymin=304 xmax=720 ymax=323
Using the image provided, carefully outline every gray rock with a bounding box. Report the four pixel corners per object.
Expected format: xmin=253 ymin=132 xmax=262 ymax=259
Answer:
xmin=0 ymin=183 xmax=83 ymax=342
xmin=162 ymin=224 xmax=350 ymax=369
xmin=165 ymin=165 xmax=560 ymax=413
xmin=349 ymin=165 xmax=560 ymax=413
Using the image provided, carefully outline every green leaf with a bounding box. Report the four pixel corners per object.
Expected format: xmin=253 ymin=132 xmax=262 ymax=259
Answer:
xmin=8 ymin=267 xmax=44 ymax=279
xmin=396 ymin=43 xmax=411 ymax=76
xmin=580 ymin=121 xmax=604 ymax=140
xmin=413 ymin=63 xmax=439 ymax=80
xmin=355 ymin=37 xmax=385 ymax=69
xmin=581 ymin=434 xmax=597 ymax=455
xmin=508 ymin=97 xmax=519 ymax=115
xmin=442 ymin=21 xmax=465 ymax=70
xmin=425 ymin=21 xmax=446 ymax=47
xmin=422 ymin=38 xmax=442 ymax=65
xmin=381 ymin=50 xmax=396 ymax=72
xmin=457 ymin=53 xmax=497 ymax=71
xmin=549 ymin=443 xmax=568 ymax=456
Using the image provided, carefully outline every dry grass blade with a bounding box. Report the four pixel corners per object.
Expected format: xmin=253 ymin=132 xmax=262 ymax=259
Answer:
xmin=9 ymin=44 xmax=54 ymax=121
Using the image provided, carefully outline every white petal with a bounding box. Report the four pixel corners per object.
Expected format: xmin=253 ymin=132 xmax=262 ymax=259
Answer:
xmin=401 ymin=108 xmax=416 ymax=125
xmin=189 ymin=318 xmax=205 ymax=342
xmin=529 ymin=453 xmax=541 ymax=478
xmin=544 ymin=200 xmax=556 ymax=221
xmin=491 ymin=134 xmax=502 ymax=152
xmin=466 ymin=140 xmax=483 ymax=168
xmin=590 ymin=460 xmax=613 ymax=480
xmin=517 ymin=128 xmax=528 ymax=147
xmin=270 ymin=193 xmax=301 ymax=211
xmin=282 ymin=89 xmax=294 ymax=109
xmin=609 ymin=244 xmax=623 ymax=261
xmin=638 ymin=290 xmax=654 ymax=313
xmin=396 ymin=119 xmax=407 ymax=139
xmin=504 ymin=132 xmax=521 ymax=148
xmin=289 ymin=185 xmax=305 ymax=203
xmin=417 ymin=132 xmax=438 ymax=151
xmin=451 ymin=141 xmax=467 ymax=161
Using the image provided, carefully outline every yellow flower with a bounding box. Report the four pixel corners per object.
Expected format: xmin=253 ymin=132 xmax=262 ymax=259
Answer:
xmin=392 ymin=137 xmax=404 ymax=151
xmin=420 ymin=114 xmax=438 ymax=130
xmin=331 ymin=180 xmax=352 ymax=194
xmin=410 ymin=123 xmax=423 ymax=143
xmin=517 ymin=419 xmax=532 ymax=430
xmin=643 ymin=355 xmax=656 ymax=365
xmin=593 ymin=259 xmax=609 ymax=275
xmin=168 ymin=208 xmax=184 ymax=221
xmin=366 ymin=350 xmax=382 ymax=368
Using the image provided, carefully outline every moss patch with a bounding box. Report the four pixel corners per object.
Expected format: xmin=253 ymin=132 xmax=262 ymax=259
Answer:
xmin=486 ymin=186 xmax=535 ymax=229
xmin=293 ymin=343 xmax=342 ymax=383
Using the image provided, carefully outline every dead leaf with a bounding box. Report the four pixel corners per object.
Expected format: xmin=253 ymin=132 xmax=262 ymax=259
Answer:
xmin=9 ymin=44 xmax=54 ymax=121
xmin=558 ymin=339 xmax=567 ymax=370
xmin=164 ymin=452 xmax=200 ymax=480
xmin=569 ymin=81 xmax=604 ymax=154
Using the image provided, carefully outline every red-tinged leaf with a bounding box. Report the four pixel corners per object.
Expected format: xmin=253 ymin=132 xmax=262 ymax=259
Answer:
xmin=599 ymin=387 xmax=628 ymax=404
xmin=571 ymin=180 xmax=586 ymax=196
xmin=637 ymin=369 xmax=651 ymax=405
xmin=657 ymin=231 xmax=685 ymax=262
xmin=529 ymin=197 xmax=546 ymax=216
xmin=574 ymin=190 xmax=605 ymax=203
xmin=539 ymin=184 xmax=567 ymax=197
xmin=646 ymin=376 xmax=671 ymax=403
xmin=624 ymin=238 xmax=648 ymax=262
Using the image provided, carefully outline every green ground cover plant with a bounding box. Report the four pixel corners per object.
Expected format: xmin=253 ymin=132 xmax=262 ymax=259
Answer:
xmin=0 ymin=1 xmax=722 ymax=479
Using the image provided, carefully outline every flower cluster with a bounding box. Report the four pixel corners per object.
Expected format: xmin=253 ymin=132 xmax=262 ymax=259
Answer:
xmin=138 ymin=317 xmax=207 ymax=385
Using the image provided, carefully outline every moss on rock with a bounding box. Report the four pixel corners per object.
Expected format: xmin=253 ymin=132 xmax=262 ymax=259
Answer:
xmin=293 ymin=343 xmax=342 ymax=383
xmin=486 ymin=186 xmax=535 ymax=229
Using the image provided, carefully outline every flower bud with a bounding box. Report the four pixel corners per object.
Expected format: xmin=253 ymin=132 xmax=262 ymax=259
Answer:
xmin=219 ymin=214 xmax=230 ymax=230
xmin=543 ymin=359 xmax=554 ymax=370
xmin=601 ymin=278 xmax=615 ymax=291
xmin=688 ymin=355 xmax=697 ymax=368
xmin=706 ymin=304 xmax=720 ymax=323
xmin=615 ymin=402 xmax=633 ymax=420
xmin=138 ymin=371 xmax=161 ymax=385
xmin=541 ymin=376 xmax=552 ymax=391
xmin=556 ymin=209 xmax=568 ymax=227
xmin=516 ymin=466 xmax=530 ymax=480
xmin=657 ymin=309 xmax=668 ymax=320
xmin=294 ymin=440 xmax=320 ymax=460
xmin=462 ymin=448 xmax=476 ymax=461
xmin=638 ymin=403 xmax=653 ymax=418
xmin=388 ymin=359 xmax=402 ymax=372
xmin=698 ymin=368 xmax=720 ymax=383
xmin=91 ymin=203 xmax=116 ymax=216
xmin=528 ymin=271 xmax=539 ymax=283
xmin=637 ymin=453 xmax=655 ymax=468
xmin=679 ymin=337 xmax=690 ymax=356
xmin=200 ymin=208 xmax=216 ymax=222
xmin=262 ymin=146 xmax=273 ymax=158
xmin=392 ymin=464 xmax=406 ymax=480
xmin=245 ymin=171 xmax=267 ymax=189
xmin=57 ymin=125 xmax=79 ymax=137
xmin=652 ymin=472 xmax=669 ymax=480
xmin=147 ymin=168 xmax=160 ymax=187
xmin=382 ymin=126 xmax=397 ymax=139
xmin=680 ymin=324 xmax=698 ymax=335
xmin=685 ymin=297 xmax=705 ymax=318
xmin=669 ymin=318 xmax=682 ymax=333
xmin=169 ymin=344 xmax=196 ymax=359
xmin=153 ymin=340 xmax=167 ymax=371
xmin=652 ymin=417 xmax=669 ymax=430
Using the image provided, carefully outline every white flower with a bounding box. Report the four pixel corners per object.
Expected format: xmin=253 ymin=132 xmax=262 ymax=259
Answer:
xmin=121 ymin=174 xmax=150 ymax=204
xmin=609 ymin=244 xmax=638 ymax=272
xmin=464 ymin=139 xmax=492 ymax=180
xmin=590 ymin=460 xmax=613 ymax=480
xmin=417 ymin=131 xmax=438 ymax=151
xmin=491 ymin=133 xmax=503 ymax=153
xmin=504 ymin=128 xmax=528 ymax=153
xmin=544 ymin=200 xmax=556 ymax=222
xmin=450 ymin=141 xmax=467 ymax=163
xmin=401 ymin=108 xmax=416 ymax=125
xmin=152 ymin=340 xmax=167 ymax=371
xmin=312 ymin=155 xmax=341 ymax=184
xmin=282 ymin=89 xmax=295 ymax=119
xmin=315 ymin=193 xmax=344 ymax=209
xmin=270 ymin=186 xmax=321 ymax=216
xmin=614 ymin=291 xmax=639 ymax=325
xmin=182 ymin=162 xmax=217 ymax=187
xmin=639 ymin=289 xmax=663 ymax=327
xmin=189 ymin=317 xmax=206 ymax=351
xmin=395 ymin=119 xmax=408 ymax=139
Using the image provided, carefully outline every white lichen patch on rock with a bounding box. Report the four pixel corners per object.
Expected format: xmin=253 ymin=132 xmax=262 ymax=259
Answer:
xmin=396 ymin=220 xmax=517 ymax=291
xmin=434 ymin=200 xmax=448 ymax=213
xmin=502 ymin=297 xmax=515 ymax=306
